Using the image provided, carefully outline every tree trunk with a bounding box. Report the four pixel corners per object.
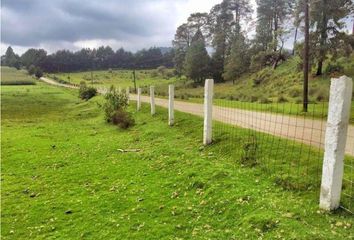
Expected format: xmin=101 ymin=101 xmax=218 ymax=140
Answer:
xmin=316 ymin=61 xmax=323 ymax=76
xmin=303 ymin=0 xmax=309 ymax=112
xmin=273 ymin=11 xmax=278 ymax=52
xmin=316 ymin=0 xmax=328 ymax=76
xmin=292 ymin=26 xmax=298 ymax=56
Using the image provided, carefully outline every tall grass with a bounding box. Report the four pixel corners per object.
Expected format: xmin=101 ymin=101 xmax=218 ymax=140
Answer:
xmin=1 ymin=66 xmax=35 ymax=85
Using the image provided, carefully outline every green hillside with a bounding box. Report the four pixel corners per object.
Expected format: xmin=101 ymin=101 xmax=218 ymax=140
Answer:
xmin=171 ymin=55 xmax=354 ymax=103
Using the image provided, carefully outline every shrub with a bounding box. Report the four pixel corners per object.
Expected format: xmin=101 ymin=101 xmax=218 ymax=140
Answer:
xmin=325 ymin=62 xmax=344 ymax=75
xmin=258 ymin=97 xmax=272 ymax=104
xmin=28 ymin=65 xmax=36 ymax=75
xmin=79 ymin=82 xmax=97 ymax=100
xmin=289 ymin=87 xmax=302 ymax=98
xmin=157 ymin=66 xmax=167 ymax=77
xmin=111 ymin=109 xmax=135 ymax=129
xmin=27 ymin=66 xmax=43 ymax=79
xmin=295 ymin=98 xmax=302 ymax=104
xmin=165 ymin=71 xmax=175 ymax=79
xmin=277 ymin=95 xmax=288 ymax=103
xmin=315 ymin=87 xmax=329 ymax=102
xmin=249 ymin=95 xmax=259 ymax=102
xmin=34 ymin=67 xmax=43 ymax=79
xmin=102 ymin=86 xmax=133 ymax=129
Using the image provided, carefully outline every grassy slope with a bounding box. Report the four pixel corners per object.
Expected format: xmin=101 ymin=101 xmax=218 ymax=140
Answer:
xmin=53 ymin=69 xmax=176 ymax=89
xmin=171 ymin=55 xmax=354 ymax=122
xmin=174 ymin=55 xmax=354 ymax=102
xmin=1 ymin=83 xmax=353 ymax=239
xmin=1 ymin=66 xmax=36 ymax=85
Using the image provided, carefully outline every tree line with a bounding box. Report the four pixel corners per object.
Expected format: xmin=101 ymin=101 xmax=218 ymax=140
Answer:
xmin=1 ymin=46 xmax=174 ymax=73
xmin=174 ymin=0 xmax=354 ymax=85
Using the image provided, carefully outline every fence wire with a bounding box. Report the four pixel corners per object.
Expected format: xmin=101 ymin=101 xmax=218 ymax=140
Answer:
xmin=212 ymin=97 xmax=354 ymax=214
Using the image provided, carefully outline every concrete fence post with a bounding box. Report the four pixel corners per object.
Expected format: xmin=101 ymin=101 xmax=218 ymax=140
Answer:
xmin=126 ymin=87 xmax=130 ymax=104
xmin=150 ymin=86 xmax=155 ymax=115
xmin=320 ymin=75 xmax=353 ymax=211
xmin=137 ymin=88 xmax=141 ymax=111
xmin=168 ymin=84 xmax=174 ymax=126
xmin=203 ymin=79 xmax=214 ymax=145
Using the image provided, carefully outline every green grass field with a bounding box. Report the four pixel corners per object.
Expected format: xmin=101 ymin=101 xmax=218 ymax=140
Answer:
xmin=1 ymin=66 xmax=36 ymax=85
xmin=1 ymin=82 xmax=353 ymax=239
xmin=52 ymin=69 xmax=176 ymax=89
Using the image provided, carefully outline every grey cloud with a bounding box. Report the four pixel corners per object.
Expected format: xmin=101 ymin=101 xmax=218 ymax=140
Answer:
xmin=1 ymin=0 xmax=185 ymax=50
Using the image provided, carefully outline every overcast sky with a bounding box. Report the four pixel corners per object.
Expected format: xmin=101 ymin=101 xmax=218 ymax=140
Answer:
xmin=1 ymin=0 xmax=352 ymax=55
xmin=1 ymin=0 xmax=226 ymax=55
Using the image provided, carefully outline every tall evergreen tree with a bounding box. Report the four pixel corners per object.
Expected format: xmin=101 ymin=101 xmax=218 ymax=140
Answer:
xmin=253 ymin=0 xmax=294 ymax=69
xmin=310 ymin=0 xmax=353 ymax=75
xmin=209 ymin=0 xmax=252 ymax=82
xmin=223 ymin=33 xmax=250 ymax=83
xmin=184 ymin=30 xmax=210 ymax=84
xmin=2 ymin=46 xmax=21 ymax=68
xmin=173 ymin=13 xmax=209 ymax=77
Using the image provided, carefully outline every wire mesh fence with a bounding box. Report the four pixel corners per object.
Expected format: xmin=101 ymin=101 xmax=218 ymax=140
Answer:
xmin=212 ymin=98 xmax=354 ymax=213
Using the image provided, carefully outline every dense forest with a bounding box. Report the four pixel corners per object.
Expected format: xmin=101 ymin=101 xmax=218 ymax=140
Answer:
xmin=1 ymin=46 xmax=174 ymax=73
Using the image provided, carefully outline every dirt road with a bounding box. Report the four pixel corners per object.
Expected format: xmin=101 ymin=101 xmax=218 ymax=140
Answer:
xmin=41 ymin=77 xmax=354 ymax=156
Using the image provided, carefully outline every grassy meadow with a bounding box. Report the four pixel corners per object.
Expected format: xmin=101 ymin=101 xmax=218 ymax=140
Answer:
xmin=52 ymin=69 xmax=176 ymax=90
xmin=49 ymin=55 xmax=354 ymax=122
xmin=1 ymin=80 xmax=354 ymax=238
xmin=1 ymin=66 xmax=36 ymax=85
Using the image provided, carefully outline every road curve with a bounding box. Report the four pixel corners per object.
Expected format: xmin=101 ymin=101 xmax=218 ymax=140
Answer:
xmin=40 ymin=77 xmax=354 ymax=156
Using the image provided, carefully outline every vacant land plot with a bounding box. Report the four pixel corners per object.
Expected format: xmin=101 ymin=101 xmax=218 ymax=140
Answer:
xmin=1 ymin=83 xmax=353 ymax=239
xmin=1 ymin=66 xmax=35 ymax=85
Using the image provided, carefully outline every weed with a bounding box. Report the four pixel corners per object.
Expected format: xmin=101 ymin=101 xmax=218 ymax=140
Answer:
xmin=240 ymin=135 xmax=258 ymax=167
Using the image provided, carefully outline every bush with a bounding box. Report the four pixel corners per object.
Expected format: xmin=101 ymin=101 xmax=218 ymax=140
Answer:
xmin=28 ymin=65 xmax=36 ymax=75
xmin=150 ymin=70 xmax=159 ymax=78
xmin=258 ymin=97 xmax=272 ymax=104
xmin=289 ymin=87 xmax=302 ymax=98
xmin=325 ymin=62 xmax=344 ymax=75
xmin=79 ymin=82 xmax=97 ymax=100
xmin=157 ymin=66 xmax=167 ymax=77
xmin=102 ymin=86 xmax=134 ymax=129
xmin=315 ymin=87 xmax=329 ymax=102
xmin=34 ymin=67 xmax=43 ymax=79
xmin=111 ymin=109 xmax=135 ymax=129
xmin=277 ymin=95 xmax=288 ymax=103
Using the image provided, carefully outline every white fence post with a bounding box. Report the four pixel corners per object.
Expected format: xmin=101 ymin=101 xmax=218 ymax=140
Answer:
xmin=126 ymin=87 xmax=130 ymax=104
xmin=320 ymin=75 xmax=353 ymax=211
xmin=150 ymin=86 xmax=155 ymax=115
xmin=137 ymin=88 xmax=141 ymax=111
xmin=203 ymin=79 xmax=214 ymax=145
xmin=118 ymin=86 xmax=122 ymax=93
xmin=168 ymin=84 xmax=174 ymax=126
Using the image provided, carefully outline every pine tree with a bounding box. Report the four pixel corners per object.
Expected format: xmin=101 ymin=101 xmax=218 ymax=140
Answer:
xmin=209 ymin=0 xmax=252 ymax=82
xmin=2 ymin=46 xmax=21 ymax=68
xmin=184 ymin=30 xmax=210 ymax=84
xmin=310 ymin=0 xmax=353 ymax=75
xmin=223 ymin=34 xmax=250 ymax=83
